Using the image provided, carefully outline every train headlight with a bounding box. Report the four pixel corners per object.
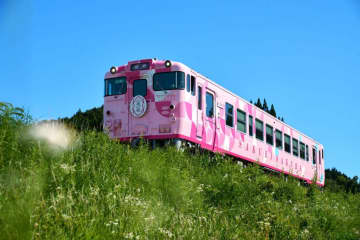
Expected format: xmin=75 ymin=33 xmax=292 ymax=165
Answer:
xmin=110 ymin=66 xmax=117 ymax=74
xmin=165 ymin=60 xmax=171 ymax=68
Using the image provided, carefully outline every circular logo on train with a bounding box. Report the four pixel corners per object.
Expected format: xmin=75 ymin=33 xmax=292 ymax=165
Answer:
xmin=130 ymin=95 xmax=147 ymax=118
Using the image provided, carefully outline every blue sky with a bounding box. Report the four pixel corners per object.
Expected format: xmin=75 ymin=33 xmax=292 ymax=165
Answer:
xmin=1 ymin=0 xmax=359 ymax=178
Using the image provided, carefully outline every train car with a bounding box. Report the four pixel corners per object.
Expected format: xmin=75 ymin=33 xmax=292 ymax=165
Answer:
xmin=103 ymin=58 xmax=325 ymax=186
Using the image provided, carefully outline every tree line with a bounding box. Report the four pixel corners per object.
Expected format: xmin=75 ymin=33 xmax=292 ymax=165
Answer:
xmin=58 ymin=106 xmax=103 ymax=132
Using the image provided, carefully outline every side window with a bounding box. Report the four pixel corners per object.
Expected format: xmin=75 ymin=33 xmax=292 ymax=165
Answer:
xmin=322 ymin=149 xmax=324 ymax=158
xmin=206 ymin=92 xmax=214 ymax=118
xmin=198 ymin=86 xmax=202 ymax=110
xmin=275 ymin=130 xmax=282 ymax=149
xmin=319 ymin=151 xmax=321 ymax=165
xmin=133 ymin=79 xmax=147 ymax=97
xmin=312 ymin=147 xmax=317 ymax=164
xmin=191 ymin=76 xmax=196 ymax=96
xmin=186 ymin=74 xmax=190 ymax=92
xmin=300 ymin=142 xmax=305 ymax=160
xmin=153 ymin=72 xmax=185 ymax=91
xmin=305 ymin=145 xmax=309 ymax=161
xmin=266 ymin=124 xmax=273 ymax=145
xmin=225 ymin=103 xmax=234 ymax=127
xmin=284 ymin=134 xmax=291 ymax=153
xmin=255 ymin=119 xmax=264 ymax=141
xmin=292 ymin=138 xmax=299 ymax=157
xmin=249 ymin=115 xmax=253 ymax=136
xmin=236 ymin=109 xmax=246 ymax=133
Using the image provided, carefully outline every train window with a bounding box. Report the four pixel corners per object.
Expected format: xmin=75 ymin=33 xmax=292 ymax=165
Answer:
xmin=186 ymin=74 xmax=190 ymax=92
xmin=198 ymin=86 xmax=202 ymax=110
xmin=312 ymin=148 xmax=317 ymax=164
xmin=275 ymin=130 xmax=282 ymax=149
xmin=305 ymin=145 xmax=309 ymax=161
xmin=319 ymin=151 xmax=321 ymax=165
xmin=300 ymin=142 xmax=305 ymax=160
xmin=105 ymin=77 xmax=127 ymax=96
xmin=206 ymin=92 xmax=214 ymax=118
xmin=322 ymin=149 xmax=324 ymax=158
xmin=292 ymin=138 xmax=299 ymax=157
xmin=133 ymin=79 xmax=147 ymax=97
xmin=284 ymin=134 xmax=291 ymax=153
xmin=266 ymin=125 xmax=273 ymax=145
xmin=255 ymin=119 xmax=264 ymax=141
xmin=249 ymin=115 xmax=253 ymax=136
xmin=225 ymin=103 xmax=234 ymax=127
xmin=191 ymin=75 xmax=196 ymax=96
xmin=153 ymin=71 xmax=185 ymax=91
xmin=236 ymin=109 xmax=246 ymax=133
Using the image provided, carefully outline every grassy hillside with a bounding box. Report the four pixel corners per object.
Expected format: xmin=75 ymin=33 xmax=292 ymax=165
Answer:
xmin=1 ymin=104 xmax=360 ymax=239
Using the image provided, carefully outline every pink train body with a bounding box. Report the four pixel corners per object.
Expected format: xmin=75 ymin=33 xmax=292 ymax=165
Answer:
xmin=104 ymin=59 xmax=325 ymax=186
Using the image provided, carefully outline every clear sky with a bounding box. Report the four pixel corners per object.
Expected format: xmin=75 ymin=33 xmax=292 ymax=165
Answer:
xmin=1 ymin=0 xmax=359 ymax=178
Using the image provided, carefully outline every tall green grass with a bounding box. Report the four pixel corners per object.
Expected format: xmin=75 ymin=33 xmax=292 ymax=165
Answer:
xmin=0 ymin=104 xmax=359 ymax=239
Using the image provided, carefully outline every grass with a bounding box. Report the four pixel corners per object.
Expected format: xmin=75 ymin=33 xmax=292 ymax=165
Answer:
xmin=0 ymin=104 xmax=359 ymax=239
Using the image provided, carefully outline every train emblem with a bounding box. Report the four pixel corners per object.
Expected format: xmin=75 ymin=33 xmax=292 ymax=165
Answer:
xmin=130 ymin=95 xmax=147 ymax=118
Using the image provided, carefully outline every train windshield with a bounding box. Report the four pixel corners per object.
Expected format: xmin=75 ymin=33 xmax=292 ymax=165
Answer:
xmin=105 ymin=77 xmax=127 ymax=96
xmin=153 ymin=71 xmax=185 ymax=91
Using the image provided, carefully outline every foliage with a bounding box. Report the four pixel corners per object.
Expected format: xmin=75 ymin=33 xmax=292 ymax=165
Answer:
xmin=252 ymin=98 xmax=284 ymax=121
xmin=1 ymin=104 xmax=360 ymax=239
xmin=58 ymin=106 xmax=103 ymax=132
xmin=269 ymin=104 xmax=276 ymax=118
xmin=325 ymin=168 xmax=360 ymax=194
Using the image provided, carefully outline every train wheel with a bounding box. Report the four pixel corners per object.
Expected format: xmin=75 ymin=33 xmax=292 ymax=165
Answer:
xmin=173 ymin=138 xmax=185 ymax=152
xmin=130 ymin=138 xmax=141 ymax=148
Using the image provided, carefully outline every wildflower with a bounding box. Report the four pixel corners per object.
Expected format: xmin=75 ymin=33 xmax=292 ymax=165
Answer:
xmin=59 ymin=163 xmax=75 ymax=174
xmin=62 ymin=214 xmax=71 ymax=221
xmin=158 ymin=228 xmax=174 ymax=238
xmin=124 ymin=232 xmax=134 ymax=239
xmin=145 ymin=214 xmax=155 ymax=222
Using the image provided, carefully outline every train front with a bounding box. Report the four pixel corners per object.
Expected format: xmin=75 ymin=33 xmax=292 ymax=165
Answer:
xmin=103 ymin=59 xmax=186 ymax=144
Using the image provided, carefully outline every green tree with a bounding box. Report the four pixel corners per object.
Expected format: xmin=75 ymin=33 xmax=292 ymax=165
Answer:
xmin=325 ymin=168 xmax=360 ymax=194
xmin=269 ymin=104 xmax=277 ymax=117
xmin=263 ymin=98 xmax=269 ymax=112
xmin=59 ymin=105 xmax=103 ymax=131
xmin=255 ymin=98 xmax=262 ymax=109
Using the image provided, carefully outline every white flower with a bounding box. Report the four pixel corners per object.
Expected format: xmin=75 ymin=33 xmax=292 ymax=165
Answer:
xmin=124 ymin=232 xmax=134 ymax=239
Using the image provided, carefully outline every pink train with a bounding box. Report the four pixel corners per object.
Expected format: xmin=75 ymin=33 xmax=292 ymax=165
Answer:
xmin=104 ymin=59 xmax=325 ymax=186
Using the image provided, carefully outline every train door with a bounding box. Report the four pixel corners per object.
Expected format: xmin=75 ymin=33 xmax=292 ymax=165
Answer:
xmin=104 ymin=76 xmax=128 ymax=139
xmin=128 ymin=76 xmax=148 ymax=137
xmin=312 ymin=146 xmax=318 ymax=181
xmin=205 ymin=89 xmax=216 ymax=150
xmin=127 ymin=76 xmax=134 ymax=137
xmin=196 ymin=84 xmax=203 ymax=138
